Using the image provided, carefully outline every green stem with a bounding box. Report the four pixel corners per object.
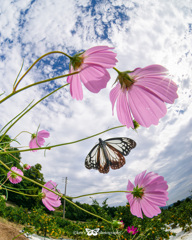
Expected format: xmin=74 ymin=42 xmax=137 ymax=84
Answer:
xmin=0 ymin=83 xmax=69 ymax=143
xmin=113 ymin=67 xmax=121 ymax=74
xmin=0 ymin=101 xmax=34 ymax=134
xmin=6 ymin=153 xmax=20 ymax=164
xmin=0 ymin=125 xmax=125 ymax=154
xmin=66 ymin=199 xmax=112 ymax=224
xmin=12 ymin=232 xmax=26 ymax=240
xmin=0 ymin=159 xmax=112 ymax=224
xmin=1 ymin=186 xmax=39 ymax=197
xmin=0 ymin=72 xmax=77 ymax=104
xmin=1 ymin=184 xmax=39 ymax=191
xmin=13 ymin=58 xmax=24 ymax=90
xmin=3 ymin=130 xmax=32 ymax=151
xmin=69 ymin=190 xmax=130 ymax=199
xmin=13 ymin=51 xmax=72 ymax=91
xmin=13 ymin=131 xmax=32 ymax=139
xmin=0 ymin=178 xmax=8 ymax=187
xmin=113 ymin=67 xmax=134 ymax=84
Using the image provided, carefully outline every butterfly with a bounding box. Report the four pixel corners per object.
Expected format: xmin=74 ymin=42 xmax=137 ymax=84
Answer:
xmin=85 ymin=228 xmax=100 ymax=236
xmin=85 ymin=137 xmax=136 ymax=174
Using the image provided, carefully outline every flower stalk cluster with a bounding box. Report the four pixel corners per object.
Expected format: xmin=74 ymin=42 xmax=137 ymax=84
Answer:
xmin=0 ymin=45 xmax=178 ymax=229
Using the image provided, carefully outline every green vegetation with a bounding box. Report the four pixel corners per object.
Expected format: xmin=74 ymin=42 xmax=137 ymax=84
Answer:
xmin=0 ymin=195 xmax=192 ymax=239
xmin=0 ymin=135 xmax=45 ymax=209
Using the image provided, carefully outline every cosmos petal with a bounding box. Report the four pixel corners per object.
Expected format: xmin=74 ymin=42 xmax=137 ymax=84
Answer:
xmin=135 ymin=76 xmax=178 ymax=104
xmin=116 ymin=90 xmax=134 ymax=128
xmin=109 ymin=83 xmax=121 ymax=115
xmin=130 ymin=65 xmax=168 ymax=77
xmin=42 ymin=198 xmax=55 ymax=211
xmin=36 ymin=136 xmax=45 ymax=145
xmin=134 ymin=170 xmax=147 ymax=187
xmin=84 ymin=46 xmax=114 ymax=56
xmin=45 ymin=197 xmax=61 ymax=207
xmin=144 ymin=193 xmax=169 ymax=206
xmin=81 ymin=64 xmax=110 ymax=92
xmin=127 ymin=180 xmax=134 ymax=192
xmin=38 ymin=130 xmax=50 ymax=138
xmin=129 ymin=198 xmax=143 ymax=219
xmin=44 ymin=180 xmax=57 ymax=189
xmin=69 ymin=73 xmax=83 ymax=100
xmin=45 ymin=189 xmax=61 ymax=198
xmin=128 ymin=85 xmax=167 ymax=127
xmin=29 ymin=139 xmax=38 ymax=151
xmin=84 ymin=52 xmax=117 ymax=68
xmin=126 ymin=193 xmax=134 ymax=205
xmin=140 ymin=197 xmax=161 ymax=218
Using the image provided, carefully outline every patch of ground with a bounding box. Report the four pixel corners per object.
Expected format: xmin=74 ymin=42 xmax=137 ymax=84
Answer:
xmin=0 ymin=221 xmax=27 ymax=240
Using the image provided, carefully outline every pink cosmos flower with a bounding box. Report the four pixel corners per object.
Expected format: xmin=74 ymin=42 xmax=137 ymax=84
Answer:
xmin=67 ymin=46 xmax=117 ymax=100
xmin=127 ymin=226 xmax=138 ymax=235
xmin=23 ymin=164 xmax=31 ymax=170
xmin=7 ymin=167 xmax=23 ymax=184
xmin=42 ymin=180 xmax=61 ymax=211
xmin=29 ymin=130 xmax=50 ymax=152
xmin=126 ymin=170 xmax=169 ymax=218
xmin=110 ymin=65 xmax=178 ymax=128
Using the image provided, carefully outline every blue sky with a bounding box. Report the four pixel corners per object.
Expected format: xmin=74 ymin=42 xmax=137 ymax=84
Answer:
xmin=0 ymin=0 xmax=192 ymax=207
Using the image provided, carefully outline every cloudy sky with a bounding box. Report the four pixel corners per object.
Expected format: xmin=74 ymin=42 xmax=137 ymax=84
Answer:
xmin=0 ymin=0 xmax=191 ymax=208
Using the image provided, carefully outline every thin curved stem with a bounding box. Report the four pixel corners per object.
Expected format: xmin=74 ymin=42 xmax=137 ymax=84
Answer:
xmin=113 ymin=67 xmax=121 ymax=74
xmin=6 ymin=153 xmax=21 ymax=164
xmin=0 ymin=178 xmax=8 ymax=187
xmin=13 ymin=51 xmax=72 ymax=91
xmin=12 ymin=232 xmax=26 ymax=240
xmin=0 ymin=72 xmax=77 ymax=104
xmin=0 ymin=125 xmax=125 ymax=154
xmin=0 ymin=101 xmax=34 ymax=134
xmin=0 ymin=83 xmax=69 ymax=142
xmin=66 ymin=199 xmax=112 ymax=224
xmin=12 ymin=131 xmax=32 ymax=141
xmin=13 ymin=58 xmax=24 ymax=90
xmin=69 ymin=190 xmax=130 ymax=199
xmin=1 ymin=186 xmax=39 ymax=197
xmin=1 ymin=184 xmax=39 ymax=191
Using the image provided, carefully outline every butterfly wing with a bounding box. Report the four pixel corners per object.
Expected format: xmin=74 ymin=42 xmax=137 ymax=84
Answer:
xmin=103 ymin=137 xmax=136 ymax=171
xmin=105 ymin=137 xmax=136 ymax=156
xmin=85 ymin=143 xmax=110 ymax=173
xmin=85 ymin=143 xmax=100 ymax=170
xmin=104 ymin=142 xmax=126 ymax=170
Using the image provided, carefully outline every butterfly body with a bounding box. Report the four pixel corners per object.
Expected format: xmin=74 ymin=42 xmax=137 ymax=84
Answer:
xmin=85 ymin=137 xmax=136 ymax=174
xmin=98 ymin=138 xmax=110 ymax=163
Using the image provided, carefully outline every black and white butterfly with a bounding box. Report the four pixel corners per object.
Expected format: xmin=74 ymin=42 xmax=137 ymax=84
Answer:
xmin=85 ymin=137 xmax=136 ymax=174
